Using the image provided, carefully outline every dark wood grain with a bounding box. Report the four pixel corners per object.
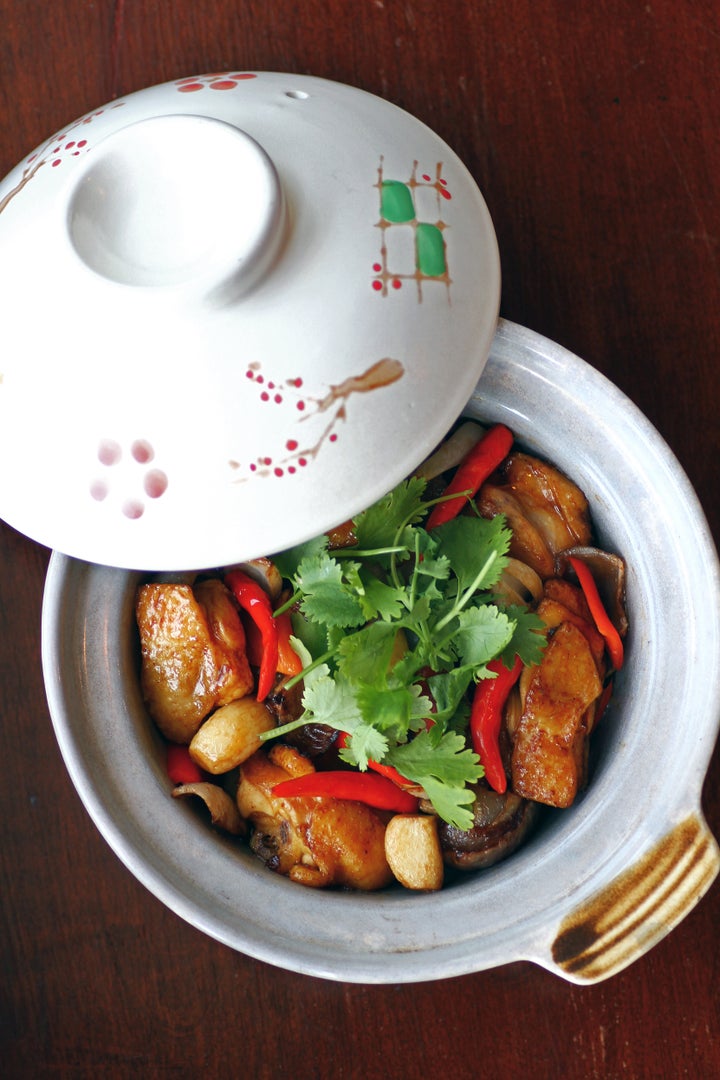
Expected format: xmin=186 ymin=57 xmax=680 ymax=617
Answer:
xmin=1 ymin=2 xmax=719 ymax=1077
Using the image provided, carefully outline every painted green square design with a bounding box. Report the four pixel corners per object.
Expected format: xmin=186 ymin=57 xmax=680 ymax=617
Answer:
xmin=381 ymin=180 xmax=415 ymax=223
xmin=416 ymin=223 xmax=446 ymax=276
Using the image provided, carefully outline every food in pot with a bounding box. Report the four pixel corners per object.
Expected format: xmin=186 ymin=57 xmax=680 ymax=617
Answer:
xmin=137 ymin=578 xmax=254 ymax=744
xmin=136 ymin=422 xmax=627 ymax=891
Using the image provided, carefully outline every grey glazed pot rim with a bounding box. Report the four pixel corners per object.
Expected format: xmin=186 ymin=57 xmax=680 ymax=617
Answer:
xmin=40 ymin=319 xmax=720 ymax=984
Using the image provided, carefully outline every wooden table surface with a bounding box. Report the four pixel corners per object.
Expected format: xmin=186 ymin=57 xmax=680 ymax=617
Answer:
xmin=2 ymin=2 xmax=719 ymax=1077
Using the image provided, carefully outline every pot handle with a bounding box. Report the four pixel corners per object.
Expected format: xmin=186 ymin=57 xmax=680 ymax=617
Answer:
xmin=547 ymin=812 xmax=719 ymax=983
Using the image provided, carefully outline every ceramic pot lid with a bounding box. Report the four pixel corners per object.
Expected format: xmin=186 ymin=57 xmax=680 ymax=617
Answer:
xmin=0 ymin=72 xmax=500 ymax=570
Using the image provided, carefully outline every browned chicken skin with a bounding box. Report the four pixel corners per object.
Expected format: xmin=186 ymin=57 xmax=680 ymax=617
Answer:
xmin=237 ymin=746 xmax=393 ymax=890
xmin=478 ymin=485 xmax=557 ymax=578
xmin=475 ymin=455 xmax=607 ymax=811
xmin=136 ymin=580 xmax=254 ymax=744
xmin=478 ymin=452 xmax=592 ymax=579
xmin=535 ymin=578 xmax=607 ymax=671
xmin=511 ymin=620 xmax=603 ymax=808
xmin=502 ymin=453 xmax=592 ymax=553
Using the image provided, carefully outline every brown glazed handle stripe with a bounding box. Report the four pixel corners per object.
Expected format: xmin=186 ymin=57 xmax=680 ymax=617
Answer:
xmin=552 ymin=814 xmax=720 ymax=983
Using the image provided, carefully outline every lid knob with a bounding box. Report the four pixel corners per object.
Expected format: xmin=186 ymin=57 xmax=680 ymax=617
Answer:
xmin=67 ymin=114 xmax=285 ymax=293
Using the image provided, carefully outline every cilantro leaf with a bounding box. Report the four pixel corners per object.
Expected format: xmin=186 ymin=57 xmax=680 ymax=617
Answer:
xmin=453 ymin=604 xmax=516 ymax=671
xmin=358 ymin=573 xmax=406 ymax=622
xmin=273 ymin=533 xmax=328 ymax=578
xmin=338 ymin=724 xmax=389 ymax=771
xmin=354 ymin=476 xmax=428 ymax=550
xmin=416 ymin=776 xmax=476 ymax=830
xmin=388 ymin=728 xmax=482 ymax=786
xmin=385 ymin=729 xmax=483 ymax=829
xmin=335 ymin=621 xmax=399 ymax=686
xmin=413 ymin=527 xmax=452 ymax=583
xmin=500 ymin=605 xmax=548 ymax=669
xmin=301 ymin=671 xmax=362 ymax=730
xmin=266 ymin=469 xmax=549 ymax=827
xmin=434 ymin=514 xmax=511 ymax=594
xmin=295 ymin=552 xmax=366 ymax=628
xmin=289 ymin=608 xmax=333 ymax=660
xmin=425 ymin=667 xmax=474 ymax=724
xmin=356 ymin=683 xmax=417 ymax=742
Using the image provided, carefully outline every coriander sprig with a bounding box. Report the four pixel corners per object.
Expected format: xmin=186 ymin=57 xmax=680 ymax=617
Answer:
xmin=263 ymin=476 xmax=546 ymax=828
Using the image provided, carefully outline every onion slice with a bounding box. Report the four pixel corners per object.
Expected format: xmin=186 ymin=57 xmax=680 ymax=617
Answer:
xmin=414 ymin=421 xmax=486 ymax=481
xmin=172 ymin=782 xmax=246 ymax=835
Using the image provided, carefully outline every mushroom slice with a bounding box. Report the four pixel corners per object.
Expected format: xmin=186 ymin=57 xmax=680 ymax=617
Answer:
xmin=556 ymin=546 xmax=628 ymax=638
xmin=438 ymin=786 xmax=539 ymax=870
xmin=172 ymin=782 xmax=246 ymax=836
xmin=283 ymin=722 xmax=339 ymax=758
xmin=266 ymin=680 xmax=340 ymax=759
xmin=479 ymin=452 xmax=593 ymax=579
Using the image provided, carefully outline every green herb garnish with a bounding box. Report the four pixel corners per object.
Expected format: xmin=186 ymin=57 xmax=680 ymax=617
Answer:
xmin=264 ymin=477 xmax=546 ymax=829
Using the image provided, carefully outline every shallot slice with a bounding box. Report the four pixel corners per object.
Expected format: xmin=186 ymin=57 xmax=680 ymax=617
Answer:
xmin=172 ymin=782 xmax=246 ymax=835
xmin=414 ymin=421 xmax=486 ymax=481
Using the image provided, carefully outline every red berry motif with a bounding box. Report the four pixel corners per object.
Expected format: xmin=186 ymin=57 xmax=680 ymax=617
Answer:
xmin=234 ymin=358 xmax=404 ymax=482
xmin=0 ymin=104 xmax=125 ymax=217
xmin=175 ymin=73 xmax=257 ymax=93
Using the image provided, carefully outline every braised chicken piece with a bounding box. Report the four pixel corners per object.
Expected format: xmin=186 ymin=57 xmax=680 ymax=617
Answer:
xmin=237 ymin=745 xmax=393 ymax=890
xmin=503 ymin=453 xmax=591 ymax=550
xmin=137 ymin=580 xmax=254 ymax=744
xmin=478 ymin=452 xmax=592 ymax=579
xmin=478 ymin=485 xmax=556 ymax=578
xmin=511 ymin=620 xmax=603 ymax=808
xmin=535 ymin=578 xmax=607 ymax=672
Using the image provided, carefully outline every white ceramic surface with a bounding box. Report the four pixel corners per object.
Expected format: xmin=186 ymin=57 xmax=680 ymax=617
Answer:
xmin=0 ymin=72 xmax=500 ymax=570
xmin=41 ymin=320 xmax=720 ymax=984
